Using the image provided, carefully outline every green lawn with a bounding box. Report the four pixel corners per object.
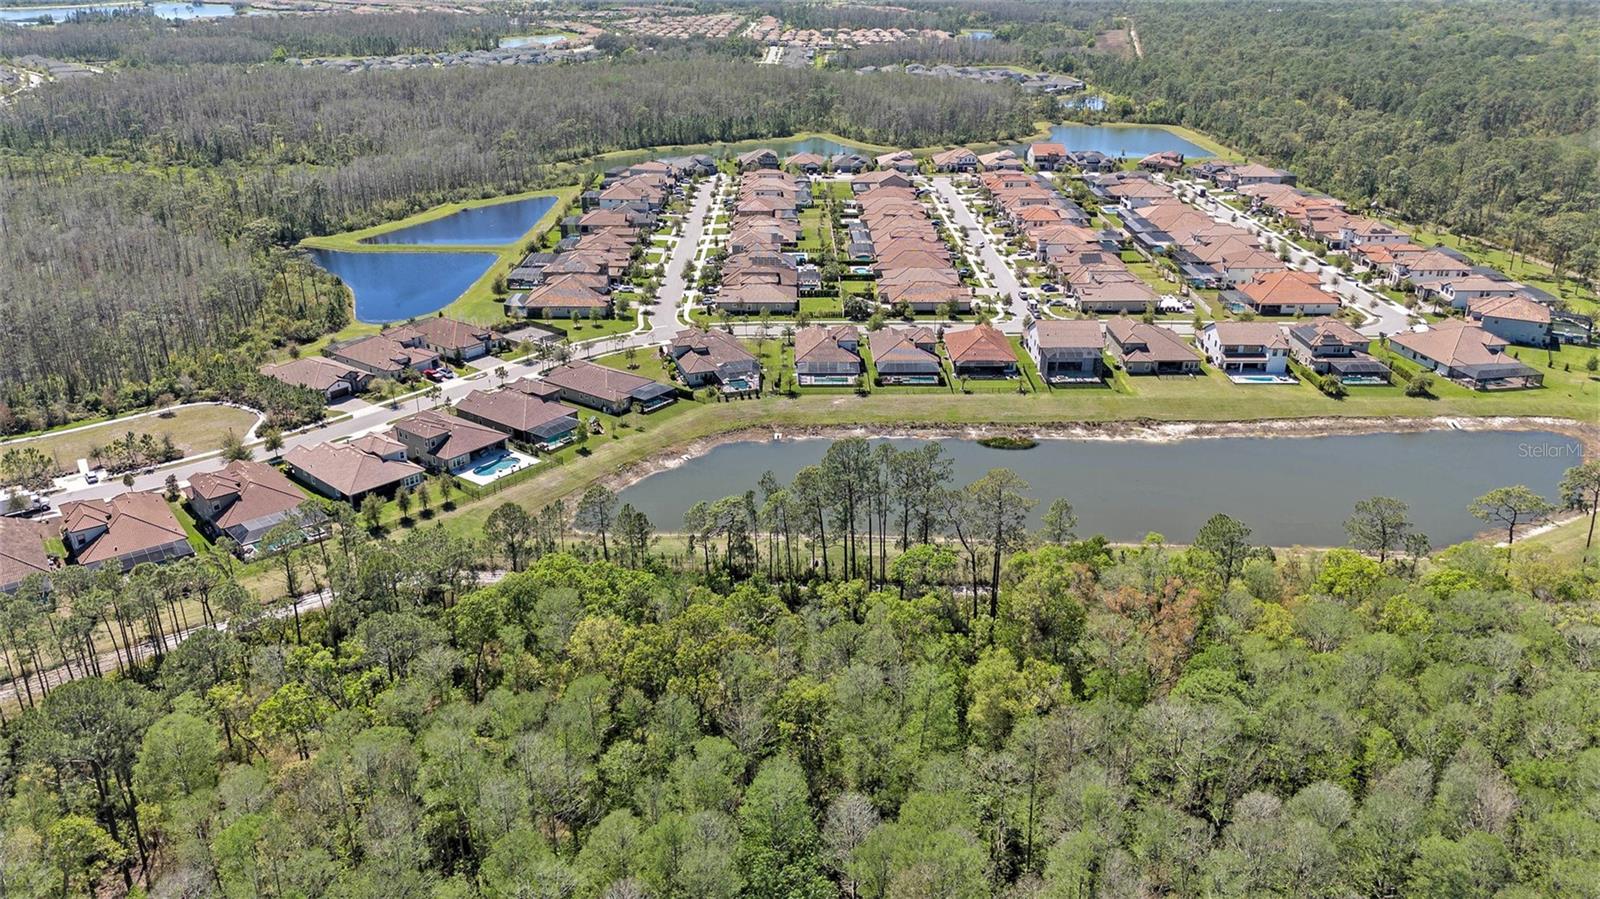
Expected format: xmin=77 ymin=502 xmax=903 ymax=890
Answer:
xmin=2 ymin=403 xmax=261 ymax=475
xmin=170 ymin=500 xmax=214 ymax=553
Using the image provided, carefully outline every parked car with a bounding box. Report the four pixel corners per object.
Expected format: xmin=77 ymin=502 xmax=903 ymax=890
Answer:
xmin=423 ymin=368 xmax=447 ymax=382
xmin=1040 ymin=283 xmax=1059 ymax=293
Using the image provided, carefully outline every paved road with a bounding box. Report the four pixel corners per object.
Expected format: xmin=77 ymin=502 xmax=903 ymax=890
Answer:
xmin=930 ymin=176 xmax=1026 ymax=333
xmin=649 ymin=175 xmax=717 ymax=340
xmin=1165 ymin=177 xmax=1415 ymax=338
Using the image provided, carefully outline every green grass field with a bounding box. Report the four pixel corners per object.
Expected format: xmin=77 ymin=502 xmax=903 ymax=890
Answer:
xmin=2 ymin=404 xmax=261 ymax=475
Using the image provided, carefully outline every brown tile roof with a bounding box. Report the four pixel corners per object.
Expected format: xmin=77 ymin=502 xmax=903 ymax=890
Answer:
xmin=1468 ymin=295 xmax=1550 ymax=324
xmin=522 ymin=274 xmax=610 ymax=311
xmin=392 ymin=410 xmax=508 ymax=459
xmin=1209 ymin=321 xmax=1289 ymax=350
xmin=59 ymin=492 xmax=187 ymax=566
xmin=259 ymin=357 xmax=362 ymax=393
xmin=1028 ymin=142 xmax=1067 ymax=157
xmin=944 ymin=324 xmax=1017 ymax=365
xmin=1107 ymin=320 xmax=1197 ymax=364
xmin=1030 ymin=320 xmax=1103 ymax=350
xmin=185 ymin=460 xmax=307 ymax=530
xmin=794 ymin=325 xmax=862 ymax=366
xmin=330 ymin=335 xmax=438 ymax=374
xmin=542 ymin=360 xmax=670 ymax=404
xmin=389 ymin=316 xmax=495 ymax=353
xmin=1390 ymin=320 xmax=1512 ymax=367
xmin=1287 ymin=317 xmax=1367 ymax=348
xmin=0 ymin=518 xmax=51 ymax=589
xmin=868 ymin=326 xmax=940 ymax=365
xmin=284 ymin=441 xmax=423 ymax=498
xmin=669 ymin=328 xmax=756 ymax=374
xmin=456 ymin=389 xmax=579 ymax=434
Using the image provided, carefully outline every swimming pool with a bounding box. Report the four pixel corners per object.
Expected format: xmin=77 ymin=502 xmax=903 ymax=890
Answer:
xmin=1230 ymin=374 xmax=1297 ymax=385
xmin=473 ymin=454 xmax=521 ymax=477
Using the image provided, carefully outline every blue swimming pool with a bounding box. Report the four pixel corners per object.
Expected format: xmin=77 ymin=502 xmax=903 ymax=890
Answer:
xmin=1015 ymin=124 xmax=1210 ymax=159
xmin=362 ymin=195 xmax=559 ymax=246
xmin=473 ymin=454 xmax=520 ymax=477
xmin=310 ymin=248 xmax=497 ymax=323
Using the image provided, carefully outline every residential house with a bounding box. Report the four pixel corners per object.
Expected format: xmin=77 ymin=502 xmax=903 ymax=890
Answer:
xmin=540 ymin=361 xmax=678 ymax=414
xmin=851 ymin=170 xmax=914 ymax=193
xmin=875 ymin=150 xmax=919 ymax=173
xmin=830 ymin=153 xmax=869 ymax=174
xmin=0 ymin=518 xmax=52 ymax=593
xmin=1106 ymin=319 xmax=1200 ymax=375
xmin=1025 ymin=320 xmax=1104 ymax=383
xmin=1389 ymin=321 xmax=1543 ymax=390
xmin=868 ymin=327 xmax=942 ymax=384
xmin=506 ymin=274 xmax=613 ymax=319
xmin=1198 ymin=322 xmax=1290 ymax=375
xmin=945 ymin=324 xmax=1018 ymax=379
xmin=1070 ymin=272 xmax=1159 ymax=315
xmin=1286 ymin=318 xmax=1391 ymax=383
xmin=784 ymin=152 xmax=825 ymax=175
xmin=1139 ymin=151 xmax=1184 ymax=172
xmin=508 ymin=251 xmax=560 ymax=289
xmin=794 ymin=325 xmax=863 ymax=385
xmin=1235 ymin=270 xmax=1342 ymax=317
xmin=284 ymin=438 xmax=425 ymax=503
xmin=327 ymin=335 xmax=440 ymax=378
xmin=1026 ymin=142 xmax=1067 ymax=171
xmin=59 ymin=492 xmax=194 ymax=571
xmin=667 ymin=328 xmax=761 ymax=391
xmin=1432 ymin=275 xmax=1530 ymax=309
xmin=1219 ymin=163 xmax=1296 ymax=189
xmin=1392 ymin=248 xmax=1472 ymax=288
xmin=184 ymin=460 xmax=311 ymax=548
xmin=931 ymin=147 xmax=978 ymax=173
xmin=978 ymin=149 xmax=1024 ymax=171
xmin=260 ymin=357 xmax=371 ymax=400
xmin=718 ymin=281 xmax=800 ymax=314
xmin=389 ymin=410 xmax=509 ymax=474
xmin=455 ymin=389 xmax=581 ymax=450
xmin=1067 ymin=150 xmax=1117 ymax=173
xmin=738 ymin=148 xmax=779 ymax=171
xmin=384 ymin=316 xmax=501 ymax=362
xmin=1467 ymin=296 xmax=1553 ymax=347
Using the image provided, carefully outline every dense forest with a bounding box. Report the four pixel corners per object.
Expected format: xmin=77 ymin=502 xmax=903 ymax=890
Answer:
xmin=0 ymin=51 xmax=1037 ymax=435
xmin=1 ymin=439 xmax=1596 ymax=897
xmin=0 ymin=11 xmax=518 ymax=64
xmin=1090 ymin=0 xmax=1599 ymax=278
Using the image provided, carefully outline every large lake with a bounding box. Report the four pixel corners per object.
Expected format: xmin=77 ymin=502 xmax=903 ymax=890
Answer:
xmin=617 ymin=431 xmax=1580 ymax=545
xmin=0 ymin=2 xmax=236 ymax=22
xmin=309 ymin=249 xmax=496 ymax=323
xmin=361 ymin=195 xmax=559 ymax=246
xmin=1017 ymin=123 xmax=1210 ymax=158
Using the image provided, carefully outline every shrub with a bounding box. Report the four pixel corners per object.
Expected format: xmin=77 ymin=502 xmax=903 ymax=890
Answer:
xmin=1405 ymin=374 xmax=1435 ymax=397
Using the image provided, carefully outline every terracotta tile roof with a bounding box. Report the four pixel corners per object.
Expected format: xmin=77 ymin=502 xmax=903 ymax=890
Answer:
xmin=1241 ymin=270 xmax=1338 ymax=307
xmin=944 ymin=324 xmax=1017 ymax=365
xmin=330 ymin=335 xmax=437 ymax=374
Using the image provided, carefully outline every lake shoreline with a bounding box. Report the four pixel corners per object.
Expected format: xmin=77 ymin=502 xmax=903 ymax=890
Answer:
xmin=600 ymin=414 xmax=1597 ymax=497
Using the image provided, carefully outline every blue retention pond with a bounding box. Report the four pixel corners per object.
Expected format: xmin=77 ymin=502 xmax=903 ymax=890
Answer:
xmin=361 ymin=195 xmax=559 ymax=246
xmin=310 ymin=249 xmax=497 ymax=323
xmin=1017 ymin=123 xmax=1210 ymax=158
